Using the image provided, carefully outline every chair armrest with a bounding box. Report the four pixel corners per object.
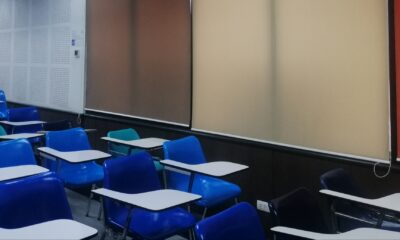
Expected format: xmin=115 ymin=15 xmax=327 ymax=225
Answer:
xmin=92 ymin=188 xmax=201 ymax=211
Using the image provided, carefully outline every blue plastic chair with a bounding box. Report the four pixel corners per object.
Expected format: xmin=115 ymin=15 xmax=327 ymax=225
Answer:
xmin=194 ymin=202 xmax=266 ymax=240
xmin=320 ymin=168 xmax=400 ymax=232
xmin=163 ymin=136 xmax=241 ymax=218
xmin=7 ymin=106 xmax=43 ymax=134
xmin=44 ymin=127 xmax=104 ymax=216
xmin=107 ymin=128 xmax=163 ymax=171
xmin=0 ymin=172 xmax=72 ymax=228
xmin=0 ymin=90 xmax=8 ymax=120
xmin=268 ymin=188 xmax=330 ymax=240
xmin=0 ymin=139 xmax=37 ymax=168
xmin=102 ymin=151 xmax=196 ymax=240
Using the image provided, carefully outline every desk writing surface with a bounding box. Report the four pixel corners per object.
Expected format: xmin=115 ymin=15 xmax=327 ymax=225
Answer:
xmin=160 ymin=160 xmax=249 ymax=177
xmin=320 ymin=189 xmax=400 ymax=213
xmin=101 ymin=137 xmax=168 ymax=149
xmin=37 ymin=147 xmax=111 ymax=163
xmin=93 ymin=188 xmax=201 ymax=211
xmin=0 ymin=133 xmax=44 ymax=140
xmin=0 ymin=165 xmax=48 ymax=182
xmin=0 ymin=219 xmax=97 ymax=240
xmin=271 ymin=226 xmax=400 ymax=240
xmin=37 ymin=129 xmax=97 ymax=134
xmin=0 ymin=121 xmax=45 ymax=126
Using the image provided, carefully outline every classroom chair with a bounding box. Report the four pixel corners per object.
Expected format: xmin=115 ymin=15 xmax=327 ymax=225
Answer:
xmin=0 ymin=90 xmax=8 ymax=120
xmin=320 ymin=168 xmax=400 ymax=231
xmin=107 ymin=128 xmax=163 ymax=171
xmin=44 ymin=127 xmax=104 ymax=216
xmin=0 ymin=139 xmax=37 ymax=168
xmin=268 ymin=187 xmax=330 ymax=240
xmin=101 ymin=151 xmax=196 ymax=240
xmin=7 ymin=106 xmax=43 ymax=134
xmin=194 ymin=202 xmax=266 ymax=240
xmin=0 ymin=90 xmax=42 ymax=124
xmin=163 ymin=135 xmax=241 ymax=218
xmin=0 ymin=172 xmax=72 ymax=228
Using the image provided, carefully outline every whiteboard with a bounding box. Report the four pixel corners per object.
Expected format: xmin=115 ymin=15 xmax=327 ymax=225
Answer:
xmin=0 ymin=0 xmax=86 ymax=113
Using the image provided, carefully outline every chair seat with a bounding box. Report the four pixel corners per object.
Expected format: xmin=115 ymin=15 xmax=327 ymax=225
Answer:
xmin=57 ymin=162 xmax=104 ymax=187
xmin=191 ymin=176 xmax=241 ymax=207
xmin=109 ymin=207 xmax=195 ymax=240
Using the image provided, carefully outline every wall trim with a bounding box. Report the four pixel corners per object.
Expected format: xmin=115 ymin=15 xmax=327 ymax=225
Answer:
xmin=84 ymin=108 xmax=189 ymax=127
xmin=192 ymin=128 xmax=389 ymax=165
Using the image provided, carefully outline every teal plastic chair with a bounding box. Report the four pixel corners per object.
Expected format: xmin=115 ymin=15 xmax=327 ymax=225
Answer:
xmin=107 ymin=128 xmax=163 ymax=171
xmin=0 ymin=125 xmax=6 ymax=136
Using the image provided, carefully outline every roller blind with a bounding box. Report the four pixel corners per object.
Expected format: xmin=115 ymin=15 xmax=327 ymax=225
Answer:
xmin=193 ymin=0 xmax=389 ymax=160
xmin=85 ymin=0 xmax=191 ymax=125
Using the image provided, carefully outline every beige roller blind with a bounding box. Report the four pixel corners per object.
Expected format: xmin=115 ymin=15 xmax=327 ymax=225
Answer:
xmin=192 ymin=0 xmax=274 ymax=139
xmin=86 ymin=0 xmax=191 ymax=125
xmin=192 ymin=0 xmax=389 ymax=160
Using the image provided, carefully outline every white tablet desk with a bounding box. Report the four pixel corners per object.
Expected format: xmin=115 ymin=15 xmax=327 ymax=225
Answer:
xmin=271 ymin=226 xmax=400 ymax=240
xmin=101 ymin=137 xmax=168 ymax=152
xmin=0 ymin=165 xmax=48 ymax=182
xmin=0 ymin=219 xmax=98 ymax=240
xmin=160 ymin=160 xmax=249 ymax=191
xmin=37 ymin=129 xmax=97 ymax=134
xmin=320 ymin=189 xmax=400 ymax=214
xmin=0 ymin=121 xmax=46 ymax=134
xmin=0 ymin=133 xmax=44 ymax=141
xmin=93 ymin=188 xmax=201 ymax=239
xmin=37 ymin=147 xmax=111 ymax=164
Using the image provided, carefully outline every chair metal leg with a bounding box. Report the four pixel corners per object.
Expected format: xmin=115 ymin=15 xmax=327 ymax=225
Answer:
xmin=234 ymin=197 xmax=239 ymax=204
xmin=97 ymin=197 xmax=103 ymax=220
xmin=121 ymin=207 xmax=133 ymax=240
xmin=86 ymin=184 xmax=96 ymax=217
xmin=201 ymin=207 xmax=208 ymax=219
xmin=188 ymin=228 xmax=194 ymax=240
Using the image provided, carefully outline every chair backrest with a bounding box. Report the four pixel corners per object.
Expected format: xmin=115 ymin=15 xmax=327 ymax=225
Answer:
xmin=8 ymin=106 xmax=40 ymax=122
xmin=107 ymin=128 xmax=140 ymax=156
xmin=320 ymin=168 xmax=365 ymax=197
xmin=0 ymin=172 xmax=72 ymax=228
xmin=163 ymin=136 xmax=206 ymax=164
xmin=43 ymin=120 xmax=73 ymax=131
xmin=195 ymin=202 xmax=265 ymax=240
xmin=46 ymin=127 xmax=91 ymax=151
xmin=163 ymin=136 xmax=207 ymax=191
xmin=7 ymin=106 xmax=41 ymax=133
xmin=45 ymin=128 xmax=91 ymax=171
xmin=0 ymin=90 xmax=8 ymax=120
xmin=269 ymin=188 xmax=329 ymax=233
xmin=103 ymin=152 xmax=161 ymax=224
xmin=0 ymin=139 xmax=36 ymax=167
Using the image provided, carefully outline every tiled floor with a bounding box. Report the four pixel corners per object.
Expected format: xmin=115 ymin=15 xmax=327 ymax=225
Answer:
xmin=66 ymin=189 xmax=187 ymax=240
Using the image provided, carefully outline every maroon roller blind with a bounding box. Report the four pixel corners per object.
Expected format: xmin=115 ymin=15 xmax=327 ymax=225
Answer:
xmin=86 ymin=0 xmax=191 ymax=125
